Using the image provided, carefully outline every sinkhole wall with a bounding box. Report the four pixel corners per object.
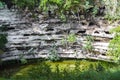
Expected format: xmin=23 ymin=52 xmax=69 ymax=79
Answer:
xmin=0 ymin=9 xmax=117 ymax=61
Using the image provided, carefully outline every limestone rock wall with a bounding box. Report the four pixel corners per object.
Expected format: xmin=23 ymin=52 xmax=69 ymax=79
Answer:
xmin=0 ymin=9 xmax=117 ymax=61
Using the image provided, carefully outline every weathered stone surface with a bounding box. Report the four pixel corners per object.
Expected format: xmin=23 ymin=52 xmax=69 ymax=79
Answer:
xmin=0 ymin=8 xmax=115 ymax=62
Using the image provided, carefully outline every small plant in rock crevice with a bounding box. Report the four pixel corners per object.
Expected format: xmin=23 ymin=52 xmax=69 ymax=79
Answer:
xmin=61 ymin=33 xmax=77 ymax=49
xmin=18 ymin=48 xmax=37 ymax=64
xmin=83 ymin=35 xmax=94 ymax=54
xmin=47 ymin=43 xmax=60 ymax=61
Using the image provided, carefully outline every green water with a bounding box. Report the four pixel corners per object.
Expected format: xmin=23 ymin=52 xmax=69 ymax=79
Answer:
xmin=0 ymin=60 xmax=119 ymax=80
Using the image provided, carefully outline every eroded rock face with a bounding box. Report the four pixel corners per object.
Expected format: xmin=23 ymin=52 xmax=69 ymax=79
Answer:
xmin=0 ymin=8 xmax=117 ymax=62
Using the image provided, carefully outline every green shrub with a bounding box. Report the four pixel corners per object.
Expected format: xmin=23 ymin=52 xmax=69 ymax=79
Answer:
xmin=104 ymin=0 xmax=120 ymax=21
xmin=39 ymin=0 xmax=103 ymax=20
xmin=108 ymin=26 xmax=120 ymax=62
xmin=11 ymin=0 xmax=111 ymax=21
xmin=83 ymin=35 xmax=94 ymax=53
xmin=0 ymin=34 xmax=7 ymax=49
xmin=61 ymin=33 xmax=77 ymax=49
xmin=12 ymin=0 xmax=37 ymax=10
xmin=47 ymin=43 xmax=60 ymax=61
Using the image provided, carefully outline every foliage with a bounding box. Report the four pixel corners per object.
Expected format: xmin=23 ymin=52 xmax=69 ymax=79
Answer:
xmin=0 ymin=25 xmax=9 ymax=31
xmin=62 ymin=33 xmax=77 ymax=49
xmin=83 ymin=35 xmax=94 ymax=53
xmin=47 ymin=43 xmax=60 ymax=61
xmin=18 ymin=48 xmax=38 ymax=64
xmin=66 ymin=33 xmax=77 ymax=44
xmin=5 ymin=0 xmax=120 ymax=21
xmin=0 ymin=77 xmax=6 ymax=80
xmin=0 ymin=34 xmax=7 ymax=49
xmin=39 ymin=0 xmax=103 ymax=20
xmin=104 ymin=0 xmax=120 ymax=20
xmin=108 ymin=26 xmax=120 ymax=62
xmin=7 ymin=0 xmax=112 ymax=21
xmin=12 ymin=0 xmax=38 ymax=10
xmin=0 ymin=1 xmax=4 ymax=8
xmin=0 ymin=26 xmax=7 ymax=61
xmin=20 ymin=58 xmax=27 ymax=64
xmin=6 ymin=60 xmax=120 ymax=80
xmin=13 ymin=0 xmax=102 ymax=21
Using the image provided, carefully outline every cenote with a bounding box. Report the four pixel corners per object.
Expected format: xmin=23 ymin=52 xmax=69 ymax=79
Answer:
xmin=0 ymin=0 xmax=120 ymax=80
